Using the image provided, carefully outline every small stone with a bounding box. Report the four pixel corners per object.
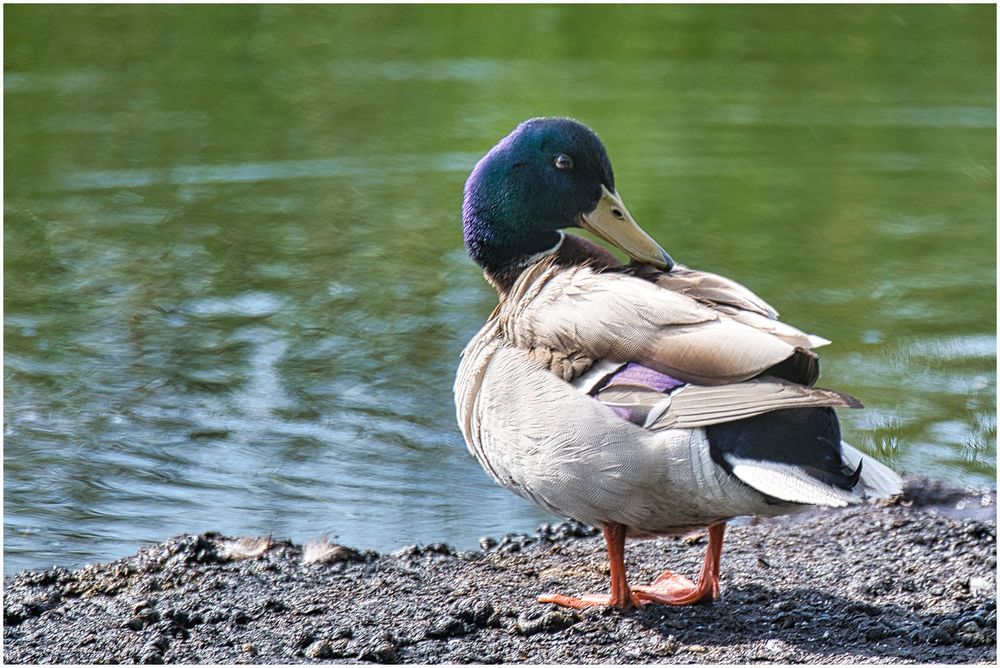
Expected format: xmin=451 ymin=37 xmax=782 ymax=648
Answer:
xmin=864 ymin=623 xmax=892 ymax=641
xmin=959 ymin=621 xmax=979 ymax=634
xmin=938 ymin=619 xmax=959 ymax=633
xmin=302 ymin=538 xmax=363 ymax=565
xmin=295 ymin=631 xmax=317 ymax=650
xmin=516 ymin=610 xmax=579 ymax=635
xmin=925 ymin=626 xmax=954 ymax=645
xmin=137 ymin=607 xmax=160 ymax=626
xmin=658 ymin=635 xmax=680 ymax=655
xmin=4 ymin=604 xmax=26 ymax=626
xmin=685 ymin=644 xmax=708 ymax=653
xmin=357 ymin=640 xmax=399 ymax=663
xmin=242 ymin=644 xmax=256 ymax=656
xmin=132 ymin=600 xmax=157 ymax=614
xmin=426 ymin=616 xmax=467 ymax=639
xmin=455 ymin=600 xmax=494 ymax=627
xmin=968 ymin=577 xmax=993 ymax=598
xmin=305 ymin=638 xmax=350 ymax=659
xmin=479 ymin=537 xmax=498 ymax=551
xmin=218 ymin=536 xmax=272 ymax=561
xmin=305 ymin=639 xmax=334 ymax=659
xmin=207 ymin=611 xmax=228 ymax=624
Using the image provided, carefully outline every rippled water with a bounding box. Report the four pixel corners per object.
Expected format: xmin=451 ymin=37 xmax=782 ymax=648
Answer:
xmin=4 ymin=5 xmax=996 ymax=574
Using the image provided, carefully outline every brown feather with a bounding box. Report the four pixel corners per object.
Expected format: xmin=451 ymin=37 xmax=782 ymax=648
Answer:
xmin=499 ymin=262 xmax=804 ymax=386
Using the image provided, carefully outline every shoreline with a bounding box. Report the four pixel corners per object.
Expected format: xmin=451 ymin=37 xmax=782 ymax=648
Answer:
xmin=4 ymin=477 xmax=996 ymax=664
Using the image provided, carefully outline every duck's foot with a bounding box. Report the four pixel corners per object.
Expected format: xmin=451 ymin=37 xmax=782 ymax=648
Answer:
xmin=633 ymin=521 xmax=727 ymax=607
xmin=538 ymin=590 xmax=645 ymax=610
xmin=632 ymin=570 xmax=717 ymax=606
xmin=539 ymin=522 xmax=644 ymax=610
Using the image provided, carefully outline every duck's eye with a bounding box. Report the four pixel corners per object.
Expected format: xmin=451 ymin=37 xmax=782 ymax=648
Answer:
xmin=554 ymin=154 xmax=573 ymax=171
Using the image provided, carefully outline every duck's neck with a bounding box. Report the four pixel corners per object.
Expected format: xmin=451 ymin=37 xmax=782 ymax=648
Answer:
xmin=472 ymin=232 xmax=624 ymax=294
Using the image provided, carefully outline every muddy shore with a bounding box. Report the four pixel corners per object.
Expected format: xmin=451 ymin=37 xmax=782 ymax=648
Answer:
xmin=4 ymin=477 xmax=996 ymax=664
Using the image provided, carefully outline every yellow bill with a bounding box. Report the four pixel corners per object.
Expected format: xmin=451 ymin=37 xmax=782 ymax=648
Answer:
xmin=579 ymin=185 xmax=674 ymax=270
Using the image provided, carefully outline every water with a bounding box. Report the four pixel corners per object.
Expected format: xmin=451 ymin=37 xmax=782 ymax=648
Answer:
xmin=4 ymin=4 xmax=995 ymax=575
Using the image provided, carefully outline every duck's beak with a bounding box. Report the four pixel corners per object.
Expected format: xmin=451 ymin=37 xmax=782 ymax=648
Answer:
xmin=579 ymin=185 xmax=674 ymax=271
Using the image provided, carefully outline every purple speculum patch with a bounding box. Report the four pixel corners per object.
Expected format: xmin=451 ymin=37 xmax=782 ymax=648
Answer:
xmin=593 ymin=362 xmax=686 ymax=424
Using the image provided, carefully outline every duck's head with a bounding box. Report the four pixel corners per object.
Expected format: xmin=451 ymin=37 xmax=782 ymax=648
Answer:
xmin=462 ymin=117 xmax=674 ymax=283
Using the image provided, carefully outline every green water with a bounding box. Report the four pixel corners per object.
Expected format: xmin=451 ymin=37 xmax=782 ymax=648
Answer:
xmin=4 ymin=4 xmax=995 ymax=574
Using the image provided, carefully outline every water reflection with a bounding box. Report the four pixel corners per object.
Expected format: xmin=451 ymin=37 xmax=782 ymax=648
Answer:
xmin=4 ymin=4 xmax=995 ymax=574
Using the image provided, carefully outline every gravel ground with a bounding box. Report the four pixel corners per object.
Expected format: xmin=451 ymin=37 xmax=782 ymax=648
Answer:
xmin=4 ymin=477 xmax=996 ymax=664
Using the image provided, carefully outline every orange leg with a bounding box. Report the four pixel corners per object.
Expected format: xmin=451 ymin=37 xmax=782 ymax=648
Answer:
xmin=538 ymin=522 xmax=646 ymax=610
xmin=633 ymin=522 xmax=726 ymax=605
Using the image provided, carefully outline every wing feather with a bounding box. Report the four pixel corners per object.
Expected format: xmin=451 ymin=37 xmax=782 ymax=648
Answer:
xmin=630 ymin=264 xmax=779 ymax=318
xmin=594 ymin=377 xmax=861 ymax=431
xmin=500 ymin=261 xmax=810 ymax=386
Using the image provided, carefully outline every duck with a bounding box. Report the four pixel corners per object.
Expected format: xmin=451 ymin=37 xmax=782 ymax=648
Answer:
xmin=454 ymin=117 xmax=902 ymax=609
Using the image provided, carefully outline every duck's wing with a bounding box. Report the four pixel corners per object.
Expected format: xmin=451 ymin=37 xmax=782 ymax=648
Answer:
xmin=629 ymin=263 xmax=830 ymax=349
xmin=593 ymin=376 xmax=861 ymax=430
xmin=583 ymin=373 xmax=898 ymax=504
xmin=628 ymin=263 xmax=779 ymax=318
xmin=501 ymin=259 xmax=824 ymax=387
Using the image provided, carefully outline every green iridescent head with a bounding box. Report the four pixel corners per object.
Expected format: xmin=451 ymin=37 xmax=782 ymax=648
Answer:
xmin=462 ymin=117 xmax=672 ymax=277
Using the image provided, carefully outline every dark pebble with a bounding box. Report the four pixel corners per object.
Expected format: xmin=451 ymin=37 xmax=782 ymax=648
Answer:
xmin=864 ymin=623 xmax=893 ymax=641
xmin=4 ymin=604 xmax=26 ymax=626
xmin=454 ymin=600 xmax=494 ymax=627
xmin=773 ymin=600 xmax=796 ymax=613
xmin=263 ymin=598 xmax=287 ymax=613
xmin=357 ymin=640 xmax=399 ymax=663
xmin=516 ymin=610 xmax=579 ymax=636
xmin=425 ymin=616 xmax=467 ymax=639
xmin=206 ymin=610 xmax=228 ymax=624
xmin=924 ymin=626 xmax=955 ymax=645
xmin=295 ymin=630 xmax=317 ymax=650
xmin=938 ymin=618 xmax=959 ymax=633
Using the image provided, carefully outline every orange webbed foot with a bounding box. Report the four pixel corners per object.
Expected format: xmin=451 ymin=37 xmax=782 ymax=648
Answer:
xmin=538 ymin=590 xmax=646 ymax=610
xmin=632 ymin=569 xmax=718 ymax=606
xmin=632 ymin=522 xmax=727 ymax=606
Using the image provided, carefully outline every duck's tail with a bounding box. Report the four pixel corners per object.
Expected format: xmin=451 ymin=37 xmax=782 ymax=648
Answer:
xmin=839 ymin=440 xmax=904 ymax=500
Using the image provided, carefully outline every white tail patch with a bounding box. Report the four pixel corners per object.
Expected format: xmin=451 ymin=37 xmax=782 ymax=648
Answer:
xmin=840 ymin=441 xmax=903 ymax=499
xmin=218 ymin=535 xmax=272 ymax=561
xmin=727 ymin=458 xmax=862 ymax=507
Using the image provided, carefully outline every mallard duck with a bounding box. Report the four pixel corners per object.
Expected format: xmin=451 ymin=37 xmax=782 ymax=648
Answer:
xmin=454 ymin=117 xmax=902 ymax=609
